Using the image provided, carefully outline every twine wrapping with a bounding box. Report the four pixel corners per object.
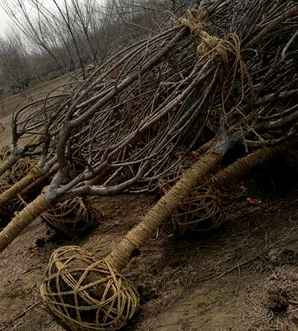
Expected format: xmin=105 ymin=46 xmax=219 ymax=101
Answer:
xmin=41 ymin=148 xmax=223 ymax=330
xmin=178 ymin=8 xmax=241 ymax=63
xmin=170 ymin=142 xmax=291 ymax=234
xmin=41 ymin=197 xmax=99 ymax=238
xmin=170 ymin=184 xmax=226 ymax=234
xmin=40 ymin=246 xmax=139 ymax=331
xmin=0 ymin=158 xmax=40 ymax=226
xmin=0 ymin=193 xmax=49 ymax=252
xmin=0 ymin=163 xmax=41 ymax=207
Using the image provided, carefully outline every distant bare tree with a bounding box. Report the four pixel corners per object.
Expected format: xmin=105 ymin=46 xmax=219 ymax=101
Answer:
xmin=1 ymin=0 xmax=64 ymax=71
xmin=70 ymin=0 xmax=99 ymax=64
xmin=0 ymin=31 xmax=31 ymax=93
xmin=0 ymin=0 xmax=175 ymax=84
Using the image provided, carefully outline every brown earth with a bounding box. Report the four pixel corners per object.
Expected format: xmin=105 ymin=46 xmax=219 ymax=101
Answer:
xmin=1 ymin=191 xmax=298 ymax=331
xmin=0 ymin=74 xmax=73 ymax=146
xmin=1 ymin=79 xmax=298 ymax=331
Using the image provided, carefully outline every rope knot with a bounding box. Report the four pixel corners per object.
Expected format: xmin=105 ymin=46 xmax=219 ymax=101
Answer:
xmin=178 ymin=9 xmax=241 ymax=64
xmin=177 ymin=8 xmax=208 ymax=36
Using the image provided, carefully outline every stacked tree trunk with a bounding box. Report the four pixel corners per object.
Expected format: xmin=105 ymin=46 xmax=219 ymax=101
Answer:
xmin=0 ymin=1 xmax=297 ymax=329
xmin=0 ymin=0 xmax=296 ymax=250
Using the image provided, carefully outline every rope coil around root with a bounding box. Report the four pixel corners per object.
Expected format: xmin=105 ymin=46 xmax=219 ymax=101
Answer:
xmin=168 ymin=143 xmax=290 ymax=234
xmin=40 ymin=246 xmax=139 ymax=331
xmin=41 ymin=197 xmax=100 ymax=238
xmin=178 ymin=9 xmax=242 ymax=63
xmin=170 ymin=184 xmax=227 ymax=234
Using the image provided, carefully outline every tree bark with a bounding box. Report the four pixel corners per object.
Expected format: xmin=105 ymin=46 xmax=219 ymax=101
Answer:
xmin=105 ymin=149 xmax=223 ymax=271
xmin=0 ymin=169 xmax=42 ymax=207
xmin=0 ymin=194 xmax=50 ymax=252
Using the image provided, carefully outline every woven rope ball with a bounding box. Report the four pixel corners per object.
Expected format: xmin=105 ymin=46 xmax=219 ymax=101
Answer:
xmin=40 ymin=246 xmax=139 ymax=331
xmin=170 ymin=185 xmax=225 ymax=234
xmin=41 ymin=197 xmax=100 ymax=238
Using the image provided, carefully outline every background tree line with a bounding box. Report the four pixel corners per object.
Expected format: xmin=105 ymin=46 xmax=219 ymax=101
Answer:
xmin=0 ymin=0 xmax=191 ymax=95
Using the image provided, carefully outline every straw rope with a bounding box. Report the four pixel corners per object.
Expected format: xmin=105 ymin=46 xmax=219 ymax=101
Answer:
xmin=41 ymin=197 xmax=99 ymax=237
xmin=0 ymin=165 xmax=41 ymax=207
xmin=0 ymin=193 xmax=49 ymax=252
xmin=41 ymin=147 xmax=223 ymax=330
xmin=171 ymin=184 xmax=226 ymax=234
xmin=178 ymin=9 xmax=240 ymax=63
xmin=211 ymin=144 xmax=288 ymax=189
xmin=170 ymin=142 xmax=291 ymax=233
xmin=40 ymin=246 xmax=139 ymax=331
xmin=177 ymin=9 xmax=208 ymax=37
xmin=105 ymin=150 xmax=222 ymax=270
xmin=0 ymin=157 xmax=41 ymax=226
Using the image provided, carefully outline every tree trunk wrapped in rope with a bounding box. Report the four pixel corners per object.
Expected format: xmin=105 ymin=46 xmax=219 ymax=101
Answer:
xmin=0 ymin=157 xmax=38 ymax=226
xmin=168 ymin=142 xmax=293 ymax=234
xmin=40 ymin=143 xmax=225 ymax=331
xmin=0 ymin=0 xmax=296 ymax=259
xmin=0 ymin=193 xmax=50 ymax=251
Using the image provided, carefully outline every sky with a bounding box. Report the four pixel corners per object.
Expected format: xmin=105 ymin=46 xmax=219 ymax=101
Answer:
xmin=0 ymin=0 xmax=106 ymax=38
xmin=0 ymin=0 xmax=80 ymax=38
xmin=0 ymin=5 xmax=10 ymax=37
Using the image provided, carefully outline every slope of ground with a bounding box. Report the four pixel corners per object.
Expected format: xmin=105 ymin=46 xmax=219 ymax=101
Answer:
xmin=1 ymin=74 xmax=298 ymax=331
xmin=1 ymin=190 xmax=298 ymax=330
xmin=0 ymin=74 xmax=72 ymax=146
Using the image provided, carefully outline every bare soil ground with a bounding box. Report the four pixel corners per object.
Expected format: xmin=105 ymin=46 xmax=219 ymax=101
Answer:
xmin=1 ymin=80 xmax=298 ymax=331
xmin=1 ymin=189 xmax=298 ymax=331
xmin=0 ymin=74 xmax=73 ymax=146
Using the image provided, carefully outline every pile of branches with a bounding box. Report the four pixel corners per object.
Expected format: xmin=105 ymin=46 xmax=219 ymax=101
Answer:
xmin=0 ymin=0 xmax=296 ymax=250
xmin=50 ymin=0 xmax=298 ymax=191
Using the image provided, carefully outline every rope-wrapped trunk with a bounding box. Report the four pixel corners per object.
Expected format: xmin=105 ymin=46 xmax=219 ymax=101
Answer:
xmin=211 ymin=143 xmax=290 ymax=189
xmin=0 ymin=168 xmax=42 ymax=208
xmin=0 ymin=194 xmax=50 ymax=252
xmin=0 ymin=154 xmax=20 ymax=178
xmin=170 ymin=142 xmax=294 ymax=233
xmin=105 ymin=148 xmax=223 ymax=270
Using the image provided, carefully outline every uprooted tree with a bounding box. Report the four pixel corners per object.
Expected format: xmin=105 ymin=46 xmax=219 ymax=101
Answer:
xmin=39 ymin=0 xmax=298 ymax=327
xmin=0 ymin=0 xmax=296 ymax=256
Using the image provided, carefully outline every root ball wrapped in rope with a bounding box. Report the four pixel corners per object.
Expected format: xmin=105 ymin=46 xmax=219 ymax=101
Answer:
xmin=41 ymin=246 xmax=139 ymax=331
xmin=40 ymin=144 xmax=224 ymax=330
xmin=168 ymin=142 xmax=292 ymax=234
xmin=41 ymin=197 xmax=100 ymax=238
xmin=170 ymin=184 xmax=226 ymax=233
